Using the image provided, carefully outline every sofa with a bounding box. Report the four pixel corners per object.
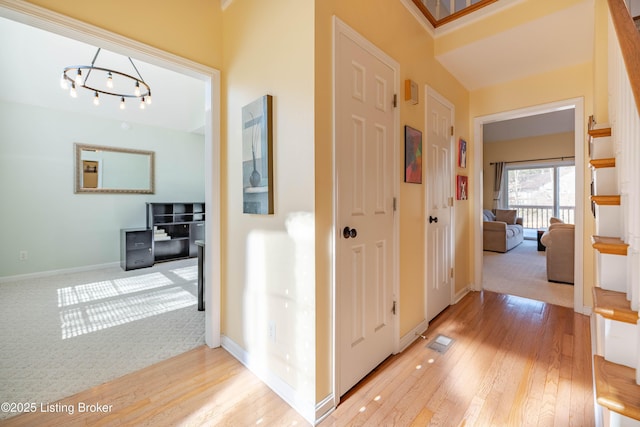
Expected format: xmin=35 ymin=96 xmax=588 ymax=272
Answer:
xmin=483 ymin=209 xmax=524 ymax=253
xmin=540 ymin=219 xmax=574 ymax=284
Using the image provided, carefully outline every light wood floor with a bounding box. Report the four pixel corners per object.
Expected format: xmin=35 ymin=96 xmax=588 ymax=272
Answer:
xmin=1 ymin=290 xmax=594 ymax=427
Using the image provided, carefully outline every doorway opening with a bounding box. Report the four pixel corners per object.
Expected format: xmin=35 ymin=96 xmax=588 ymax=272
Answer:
xmin=473 ymin=99 xmax=585 ymax=312
xmin=0 ymin=1 xmax=221 ymax=417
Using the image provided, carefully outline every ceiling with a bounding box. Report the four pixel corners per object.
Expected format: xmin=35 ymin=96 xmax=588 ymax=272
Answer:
xmin=0 ymin=16 xmax=205 ymax=134
xmin=435 ymin=0 xmax=595 ymax=91
xmin=431 ymin=1 xmax=589 ymax=143
xmin=483 ymin=108 xmax=575 ymax=143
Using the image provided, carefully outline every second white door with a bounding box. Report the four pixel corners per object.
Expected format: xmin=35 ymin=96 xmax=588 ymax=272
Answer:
xmin=425 ymin=89 xmax=454 ymax=322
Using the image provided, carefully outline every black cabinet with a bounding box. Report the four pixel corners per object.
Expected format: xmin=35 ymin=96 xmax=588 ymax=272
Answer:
xmin=120 ymin=228 xmax=153 ymax=271
xmin=147 ymin=203 xmax=205 ymax=263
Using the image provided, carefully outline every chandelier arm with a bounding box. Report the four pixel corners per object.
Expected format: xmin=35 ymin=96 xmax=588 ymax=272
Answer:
xmin=128 ymin=57 xmax=146 ymax=84
xmin=84 ymin=48 xmax=102 ymax=85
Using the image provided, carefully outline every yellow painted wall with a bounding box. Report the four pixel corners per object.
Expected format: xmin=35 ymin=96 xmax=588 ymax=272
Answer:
xmin=23 ymin=0 xmax=222 ymax=69
xmin=222 ymin=0 xmax=316 ymax=408
xmin=315 ymin=0 xmax=471 ymax=400
xmin=483 ymin=132 xmax=575 ymax=209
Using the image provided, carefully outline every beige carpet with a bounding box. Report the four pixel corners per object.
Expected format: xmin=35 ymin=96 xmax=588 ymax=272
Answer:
xmin=483 ymin=239 xmax=574 ymax=308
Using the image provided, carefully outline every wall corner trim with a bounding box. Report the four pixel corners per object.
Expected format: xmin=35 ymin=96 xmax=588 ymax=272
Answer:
xmin=454 ymin=286 xmax=472 ymax=304
xmin=221 ymin=335 xmax=316 ymax=425
xmin=314 ymin=394 xmax=335 ymax=425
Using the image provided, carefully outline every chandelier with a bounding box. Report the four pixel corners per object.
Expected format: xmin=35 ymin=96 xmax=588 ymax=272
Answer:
xmin=60 ymin=48 xmax=152 ymax=110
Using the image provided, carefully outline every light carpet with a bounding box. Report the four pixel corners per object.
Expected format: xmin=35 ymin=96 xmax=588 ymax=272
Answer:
xmin=483 ymin=239 xmax=574 ymax=308
xmin=0 ymin=259 xmax=204 ymax=420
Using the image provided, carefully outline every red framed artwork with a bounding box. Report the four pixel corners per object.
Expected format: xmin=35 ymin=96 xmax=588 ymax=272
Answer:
xmin=456 ymin=175 xmax=468 ymax=200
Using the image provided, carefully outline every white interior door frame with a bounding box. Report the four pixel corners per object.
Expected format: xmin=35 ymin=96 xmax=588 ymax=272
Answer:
xmin=472 ymin=97 xmax=585 ymax=314
xmin=331 ymin=15 xmax=400 ymax=409
xmin=424 ymin=86 xmax=455 ymax=322
xmin=0 ymin=0 xmax=222 ymax=346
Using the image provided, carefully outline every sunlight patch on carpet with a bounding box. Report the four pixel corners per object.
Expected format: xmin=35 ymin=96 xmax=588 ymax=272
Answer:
xmin=60 ymin=287 xmax=196 ymax=339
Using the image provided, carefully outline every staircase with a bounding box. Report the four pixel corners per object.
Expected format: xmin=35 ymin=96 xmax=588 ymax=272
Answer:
xmin=590 ymin=1 xmax=640 ymax=425
xmin=590 ymin=120 xmax=640 ymax=426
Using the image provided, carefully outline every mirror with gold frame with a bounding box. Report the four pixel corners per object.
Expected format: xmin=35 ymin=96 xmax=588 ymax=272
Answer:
xmin=74 ymin=143 xmax=155 ymax=194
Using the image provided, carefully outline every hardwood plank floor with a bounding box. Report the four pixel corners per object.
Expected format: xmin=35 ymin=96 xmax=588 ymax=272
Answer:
xmin=320 ymin=291 xmax=594 ymax=427
xmin=0 ymin=291 xmax=594 ymax=427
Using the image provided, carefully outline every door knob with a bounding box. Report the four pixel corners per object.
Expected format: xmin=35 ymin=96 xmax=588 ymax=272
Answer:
xmin=343 ymin=226 xmax=358 ymax=239
xmin=429 ymin=216 xmax=438 ymax=224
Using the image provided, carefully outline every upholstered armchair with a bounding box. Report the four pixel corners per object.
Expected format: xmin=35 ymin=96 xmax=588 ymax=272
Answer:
xmin=483 ymin=209 xmax=524 ymax=253
xmin=540 ymin=220 xmax=575 ymax=284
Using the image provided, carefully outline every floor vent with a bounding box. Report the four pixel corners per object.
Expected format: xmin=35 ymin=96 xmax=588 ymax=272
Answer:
xmin=427 ymin=334 xmax=454 ymax=353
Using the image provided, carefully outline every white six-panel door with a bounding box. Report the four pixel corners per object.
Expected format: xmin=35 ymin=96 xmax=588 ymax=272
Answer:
xmin=425 ymin=89 xmax=454 ymax=322
xmin=335 ymin=21 xmax=398 ymax=397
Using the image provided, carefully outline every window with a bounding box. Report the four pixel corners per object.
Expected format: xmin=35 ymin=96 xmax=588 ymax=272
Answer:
xmin=505 ymin=163 xmax=575 ymax=229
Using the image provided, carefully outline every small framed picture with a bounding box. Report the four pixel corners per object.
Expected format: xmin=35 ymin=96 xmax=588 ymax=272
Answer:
xmin=458 ymin=138 xmax=467 ymax=168
xmin=404 ymin=126 xmax=422 ymax=184
xmin=456 ymin=175 xmax=468 ymax=200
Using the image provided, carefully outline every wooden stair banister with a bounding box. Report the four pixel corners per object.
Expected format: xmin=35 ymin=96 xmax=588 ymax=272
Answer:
xmin=410 ymin=0 xmax=498 ymax=28
xmin=608 ymin=0 xmax=640 ymax=114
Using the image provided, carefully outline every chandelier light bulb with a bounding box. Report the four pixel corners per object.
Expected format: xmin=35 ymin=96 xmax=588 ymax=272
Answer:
xmin=134 ymin=81 xmax=141 ymax=97
xmin=93 ymin=92 xmax=100 ymax=106
xmin=140 ymin=98 xmax=146 ymax=110
xmin=75 ymin=69 xmax=83 ymax=86
xmin=106 ymin=72 xmax=113 ymax=89
xmin=145 ymin=93 xmax=152 ymax=105
xmin=60 ymin=74 xmax=69 ymax=90
xmin=70 ymin=83 xmax=77 ymax=98
xmin=120 ymin=97 xmax=126 ymax=110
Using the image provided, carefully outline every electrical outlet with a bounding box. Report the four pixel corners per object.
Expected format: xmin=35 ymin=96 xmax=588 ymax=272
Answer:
xmin=19 ymin=250 xmax=28 ymax=261
xmin=268 ymin=320 xmax=276 ymax=343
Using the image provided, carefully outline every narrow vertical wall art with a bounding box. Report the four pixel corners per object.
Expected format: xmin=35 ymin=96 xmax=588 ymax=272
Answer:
xmin=404 ymin=125 xmax=422 ymax=184
xmin=242 ymin=95 xmax=274 ymax=214
xmin=458 ymin=138 xmax=467 ymax=168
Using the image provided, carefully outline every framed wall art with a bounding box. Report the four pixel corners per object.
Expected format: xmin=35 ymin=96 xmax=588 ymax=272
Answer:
xmin=456 ymin=175 xmax=468 ymax=200
xmin=458 ymin=138 xmax=467 ymax=168
xmin=242 ymin=95 xmax=274 ymax=214
xmin=404 ymin=125 xmax=422 ymax=184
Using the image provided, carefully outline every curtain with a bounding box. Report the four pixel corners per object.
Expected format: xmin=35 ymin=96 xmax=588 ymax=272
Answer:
xmin=492 ymin=161 xmax=505 ymax=212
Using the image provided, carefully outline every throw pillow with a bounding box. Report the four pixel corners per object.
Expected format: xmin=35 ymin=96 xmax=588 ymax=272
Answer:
xmin=550 ymin=217 xmax=564 ymax=224
xmin=495 ymin=209 xmax=517 ymax=224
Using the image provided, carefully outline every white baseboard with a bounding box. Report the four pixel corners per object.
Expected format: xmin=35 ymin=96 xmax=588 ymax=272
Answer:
xmin=221 ymin=335 xmax=318 ymax=425
xmin=454 ymin=286 xmax=472 ymax=304
xmin=314 ymin=394 xmax=336 ymax=425
xmin=0 ymin=261 xmax=120 ymax=283
xmin=398 ymin=319 xmax=429 ymax=353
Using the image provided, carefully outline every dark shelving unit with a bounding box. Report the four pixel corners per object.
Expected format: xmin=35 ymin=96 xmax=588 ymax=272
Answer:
xmin=146 ymin=203 xmax=205 ymax=263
